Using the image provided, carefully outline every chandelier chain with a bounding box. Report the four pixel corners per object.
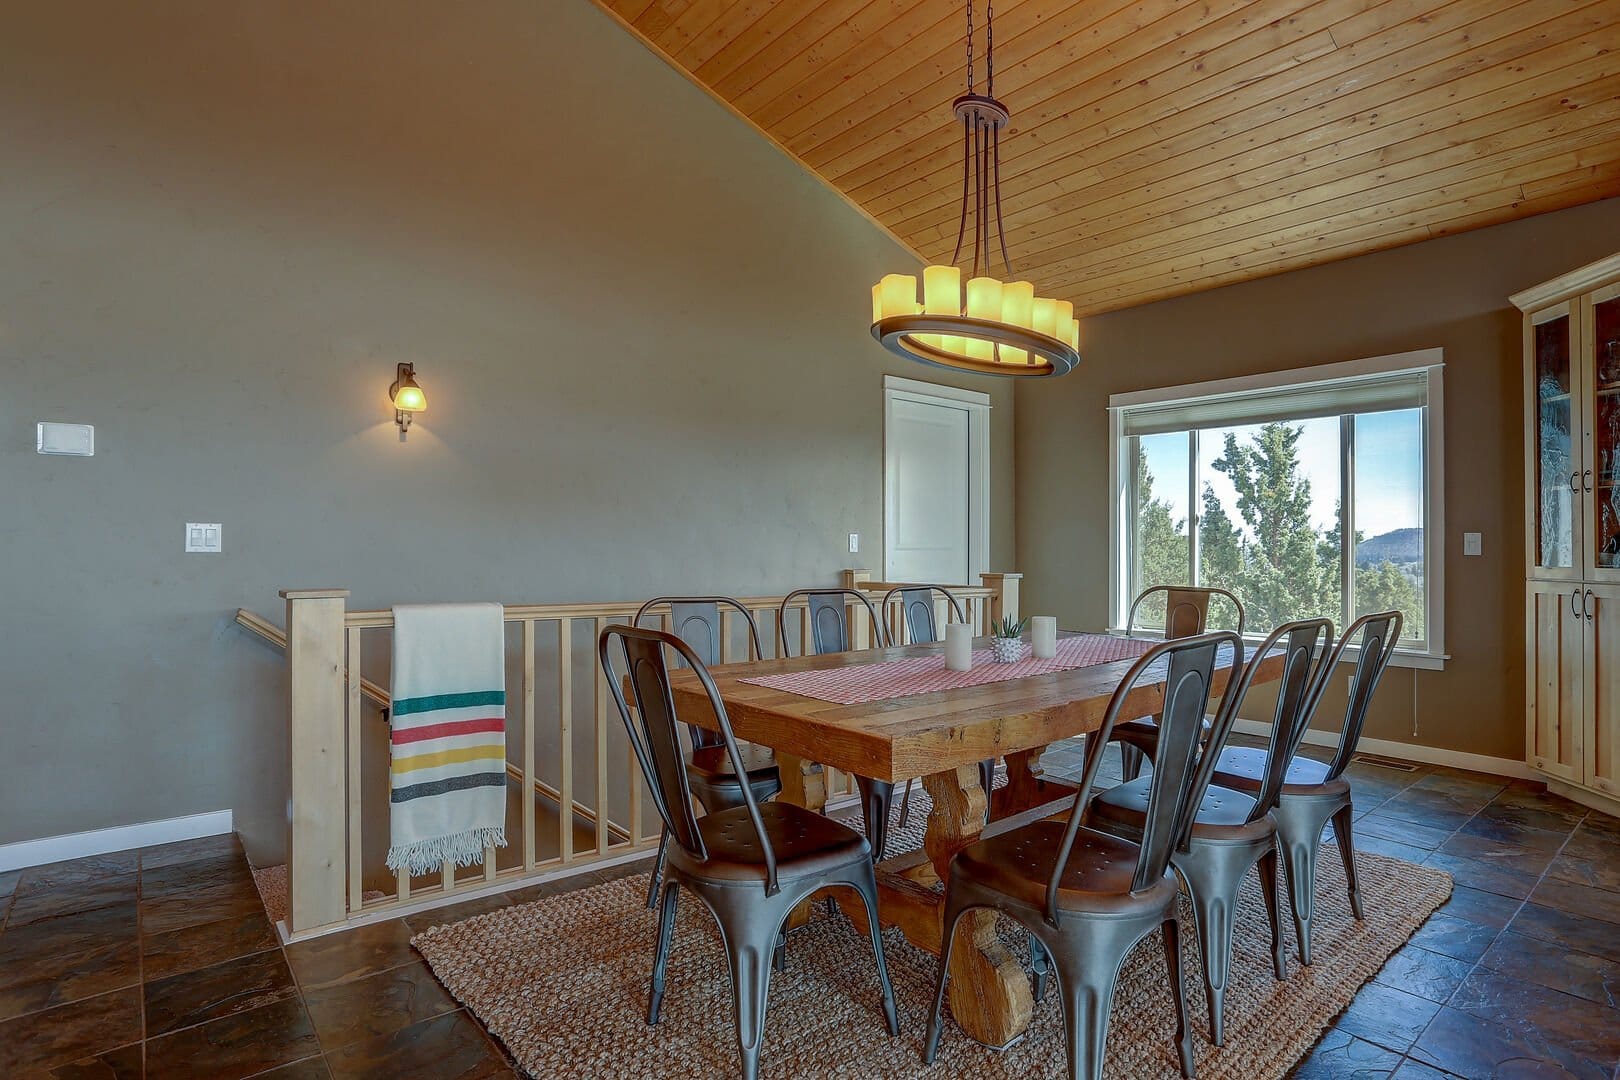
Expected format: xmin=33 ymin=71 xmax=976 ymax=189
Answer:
xmin=986 ymin=0 xmax=994 ymax=97
xmin=965 ymin=0 xmax=974 ymax=93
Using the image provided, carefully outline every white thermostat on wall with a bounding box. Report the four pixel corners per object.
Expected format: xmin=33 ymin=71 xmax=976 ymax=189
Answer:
xmin=36 ymin=422 xmax=95 ymax=456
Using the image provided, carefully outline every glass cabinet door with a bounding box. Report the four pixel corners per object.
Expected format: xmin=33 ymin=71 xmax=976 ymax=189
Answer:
xmin=1588 ymin=285 xmax=1620 ymax=579
xmin=1532 ymin=303 xmax=1580 ymax=578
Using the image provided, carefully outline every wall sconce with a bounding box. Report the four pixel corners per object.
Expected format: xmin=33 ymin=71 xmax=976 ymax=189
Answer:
xmin=389 ymin=363 xmax=427 ymax=433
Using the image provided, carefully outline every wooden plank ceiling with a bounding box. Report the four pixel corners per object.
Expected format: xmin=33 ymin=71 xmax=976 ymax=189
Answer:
xmin=592 ymin=0 xmax=1620 ymax=315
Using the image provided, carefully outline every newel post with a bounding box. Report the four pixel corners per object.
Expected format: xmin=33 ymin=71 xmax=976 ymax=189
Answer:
xmin=281 ymin=588 xmax=350 ymax=934
xmin=981 ymin=572 xmax=1022 ymax=626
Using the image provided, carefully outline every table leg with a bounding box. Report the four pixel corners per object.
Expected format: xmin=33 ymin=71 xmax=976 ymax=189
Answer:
xmin=921 ymin=765 xmax=1034 ymax=1048
xmin=995 ymin=745 xmax=1075 ymax=818
xmin=776 ymin=753 xmax=826 ymax=929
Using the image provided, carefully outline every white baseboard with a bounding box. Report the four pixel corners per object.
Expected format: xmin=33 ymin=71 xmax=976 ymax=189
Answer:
xmin=1229 ymin=720 xmax=1534 ymax=781
xmin=0 ymin=810 xmax=234 ymax=873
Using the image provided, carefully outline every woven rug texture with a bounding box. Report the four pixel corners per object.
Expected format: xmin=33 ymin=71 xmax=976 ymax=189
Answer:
xmin=414 ymin=790 xmax=1451 ymax=1079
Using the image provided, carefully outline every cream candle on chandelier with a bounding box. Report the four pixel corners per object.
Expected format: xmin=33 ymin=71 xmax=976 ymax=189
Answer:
xmin=924 ymin=265 xmax=962 ymax=315
xmin=945 ymin=622 xmax=974 ymax=671
xmin=965 ymin=277 xmax=1003 ymax=362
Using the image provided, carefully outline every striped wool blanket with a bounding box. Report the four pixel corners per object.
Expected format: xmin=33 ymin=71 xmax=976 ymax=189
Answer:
xmin=388 ymin=603 xmax=508 ymax=876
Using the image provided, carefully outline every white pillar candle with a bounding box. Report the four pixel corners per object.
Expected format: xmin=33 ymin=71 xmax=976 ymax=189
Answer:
xmin=1031 ymin=616 xmax=1058 ymax=659
xmin=945 ymin=622 xmax=974 ymax=671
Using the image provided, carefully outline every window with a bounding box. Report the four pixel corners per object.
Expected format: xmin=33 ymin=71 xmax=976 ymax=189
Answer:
xmin=1109 ymin=349 xmax=1445 ymax=668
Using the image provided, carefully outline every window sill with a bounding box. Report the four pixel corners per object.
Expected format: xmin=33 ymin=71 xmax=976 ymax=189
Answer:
xmin=1105 ymin=629 xmax=1447 ymax=671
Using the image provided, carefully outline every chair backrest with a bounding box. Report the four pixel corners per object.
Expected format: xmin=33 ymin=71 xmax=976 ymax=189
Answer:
xmin=1220 ymin=617 xmax=1337 ymax=820
xmin=599 ymin=623 xmax=781 ymax=895
xmin=779 ymin=588 xmax=888 ymax=656
xmin=1320 ymin=610 xmax=1404 ymax=780
xmin=1126 ymin=585 xmax=1246 ymax=639
xmin=882 ymin=585 xmax=967 ymax=645
xmin=1047 ymin=631 xmax=1246 ymax=924
xmin=634 ymin=596 xmax=766 ymax=750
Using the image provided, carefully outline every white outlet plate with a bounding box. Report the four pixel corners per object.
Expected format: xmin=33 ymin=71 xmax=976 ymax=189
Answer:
xmin=1463 ymin=532 xmax=1482 ymax=556
xmin=36 ymin=422 xmax=95 ymax=456
xmin=848 ymin=533 xmax=860 ymax=554
xmin=185 ymin=523 xmax=223 ymax=553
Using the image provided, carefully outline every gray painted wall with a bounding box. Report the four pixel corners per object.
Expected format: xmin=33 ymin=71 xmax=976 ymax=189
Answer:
xmin=1016 ymin=197 xmax=1620 ymax=762
xmin=0 ymin=0 xmax=1015 ymax=863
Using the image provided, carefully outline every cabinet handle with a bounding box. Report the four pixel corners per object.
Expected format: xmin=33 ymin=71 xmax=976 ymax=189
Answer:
xmin=1586 ymin=589 xmax=1595 ymax=621
xmin=1573 ymin=589 xmax=1583 ymax=617
xmin=1585 ymin=469 xmax=1595 ymax=493
xmin=1571 ymin=471 xmax=1581 ymax=492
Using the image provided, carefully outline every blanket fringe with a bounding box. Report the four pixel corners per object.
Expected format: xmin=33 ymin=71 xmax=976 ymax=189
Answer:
xmin=386 ymin=827 xmax=507 ymax=878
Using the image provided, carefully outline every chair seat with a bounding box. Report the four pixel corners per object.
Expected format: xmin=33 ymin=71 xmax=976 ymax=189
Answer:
xmin=1210 ymin=746 xmax=1349 ymax=798
xmin=670 ymin=802 xmax=870 ymax=885
xmin=952 ymin=819 xmax=1178 ymax=916
xmin=1111 ymin=714 xmax=1212 ymax=749
xmin=686 ymin=742 xmax=779 ymax=785
xmin=1089 ymin=777 xmax=1272 ymax=843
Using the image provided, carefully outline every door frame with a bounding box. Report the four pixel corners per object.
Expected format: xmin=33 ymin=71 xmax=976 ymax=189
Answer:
xmin=882 ymin=374 xmax=991 ymax=585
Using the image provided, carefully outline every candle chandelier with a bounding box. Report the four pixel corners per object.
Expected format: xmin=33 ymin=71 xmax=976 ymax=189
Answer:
xmin=870 ymin=1 xmax=1079 ymax=378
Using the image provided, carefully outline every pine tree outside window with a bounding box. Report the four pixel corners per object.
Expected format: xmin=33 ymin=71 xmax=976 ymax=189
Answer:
xmin=1108 ymin=349 xmax=1446 ymax=669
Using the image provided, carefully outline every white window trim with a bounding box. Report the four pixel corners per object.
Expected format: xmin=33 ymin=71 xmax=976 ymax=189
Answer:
xmin=1106 ymin=348 xmax=1447 ymax=671
xmin=882 ymin=375 xmax=991 ymax=584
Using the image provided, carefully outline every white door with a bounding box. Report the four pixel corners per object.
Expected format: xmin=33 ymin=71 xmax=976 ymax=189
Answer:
xmin=884 ymin=377 xmax=989 ymax=585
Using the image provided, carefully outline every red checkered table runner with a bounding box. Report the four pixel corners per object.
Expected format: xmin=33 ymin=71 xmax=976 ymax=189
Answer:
xmin=738 ymin=632 xmax=1158 ymax=706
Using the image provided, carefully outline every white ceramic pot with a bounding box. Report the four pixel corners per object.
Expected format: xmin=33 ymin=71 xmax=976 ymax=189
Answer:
xmin=990 ymin=636 xmax=1024 ymax=664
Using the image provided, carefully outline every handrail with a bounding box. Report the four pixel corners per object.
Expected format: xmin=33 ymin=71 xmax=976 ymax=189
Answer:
xmin=234 ymin=608 xmax=632 ymax=846
xmin=334 ymin=585 xmax=997 ymax=629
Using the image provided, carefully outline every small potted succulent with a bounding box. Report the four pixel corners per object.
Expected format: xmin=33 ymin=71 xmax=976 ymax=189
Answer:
xmin=989 ymin=615 xmax=1028 ymax=663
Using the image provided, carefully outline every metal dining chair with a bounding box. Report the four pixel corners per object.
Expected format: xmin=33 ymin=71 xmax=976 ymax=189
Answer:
xmin=1211 ymin=609 xmax=1402 ymax=965
xmin=923 ymin=631 xmax=1246 ymax=1080
xmin=1111 ymin=585 xmax=1246 ymax=781
xmin=600 ymin=624 xmax=898 ymax=1080
xmin=881 ymin=584 xmax=999 ymax=820
xmin=1087 ymin=618 xmax=1335 ymax=1044
xmin=778 ymin=589 xmax=909 ymax=859
xmin=636 ymin=597 xmax=779 ymax=910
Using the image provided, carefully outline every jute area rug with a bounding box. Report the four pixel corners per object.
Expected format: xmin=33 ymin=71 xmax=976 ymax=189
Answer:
xmin=415 ymin=794 xmax=1451 ymax=1079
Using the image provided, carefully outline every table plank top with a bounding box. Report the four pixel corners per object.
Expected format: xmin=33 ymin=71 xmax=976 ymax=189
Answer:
xmin=668 ymin=631 xmax=1279 ymax=784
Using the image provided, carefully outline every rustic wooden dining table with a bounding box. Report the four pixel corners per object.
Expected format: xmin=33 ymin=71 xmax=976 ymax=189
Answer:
xmin=668 ymin=629 xmax=1281 ymax=1049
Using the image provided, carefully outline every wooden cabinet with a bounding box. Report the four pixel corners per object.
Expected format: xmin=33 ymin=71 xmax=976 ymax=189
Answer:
xmin=1514 ymin=252 xmax=1620 ymax=816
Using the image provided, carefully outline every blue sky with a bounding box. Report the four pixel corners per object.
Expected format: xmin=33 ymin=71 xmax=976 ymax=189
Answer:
xmin=1139 ymin=408 xmax=1424 ymax=541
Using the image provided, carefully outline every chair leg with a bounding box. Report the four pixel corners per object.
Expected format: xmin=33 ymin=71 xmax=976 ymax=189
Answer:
xmin=1330 ymin=804 xmax=1364 ymax=920
xmin=856 ymin=776 xmax=895 ymax=861
xmin=1173 ymin=848 xmax=1244 ymax=1048
xmin=1162 ymin=917 xmax=1196 ymax=1079
xmin=646 ymin=828 xmax=670 ymax=910
xmin=897 ymin=778 xmax=914 ymax=831
xmin=978 ymin=758 xmax=996 ymax=822
xmin=774 ymin=932 xmax=787 ymax=973
xmin=1257 ymin=847 xmax=1287 ymax=981
xmin=1118 ymin=742 xmax=1144 ymax=782
xmin=717 ymin=907 xmax=781 ymax=1080
xmin=648 ymin=881 xmax=679 ymax=1025
xmin=1052 ymin=942 xmax=1124 ymax=1080
xmin=1273 ymin=798 xmax=1334 ymax=966
xmin=922 ymin=885 xmax=973 ymax=1065
xmin=849 ymin=870 xmax=900 ymax=1036
xmin=1029 ymin=931 xmax=1051 ymax=1004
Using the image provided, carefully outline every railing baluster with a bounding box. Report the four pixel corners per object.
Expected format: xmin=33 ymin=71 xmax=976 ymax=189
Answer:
xmin=558 ymin=618 xmax=574 ymax=864
xmin=346 ymin=626 xmax=363 ymax=913
xmin=523 ymin=618 xmax=537 ymax=871
xmin=596 ymin=616 xmax=610 ymax=855
xmin=397 ymin=868 xmax=410 ymax=902
xmin=442 ymin=860 xmax=454 ymax=893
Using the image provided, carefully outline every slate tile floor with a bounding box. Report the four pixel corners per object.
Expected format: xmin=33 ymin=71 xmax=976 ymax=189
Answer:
xmin=1 ymin=740 xmax=1617 ymax=1078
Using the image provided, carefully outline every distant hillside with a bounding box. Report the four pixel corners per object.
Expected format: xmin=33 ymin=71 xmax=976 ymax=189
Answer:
xmin=1356 ymin=528 xmax=1423 ymax=567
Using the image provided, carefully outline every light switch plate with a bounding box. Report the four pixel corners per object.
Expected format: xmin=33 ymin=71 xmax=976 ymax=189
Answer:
xmin=849 ymin=532 xmax=860 ymax=554
xmin=185 ymin=523 xmax=223 ymax=553
xmin=1463 ymin=532 xmax=1482 ymax=556
xmin=36 ymin=422 xmax=94 ymax=456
